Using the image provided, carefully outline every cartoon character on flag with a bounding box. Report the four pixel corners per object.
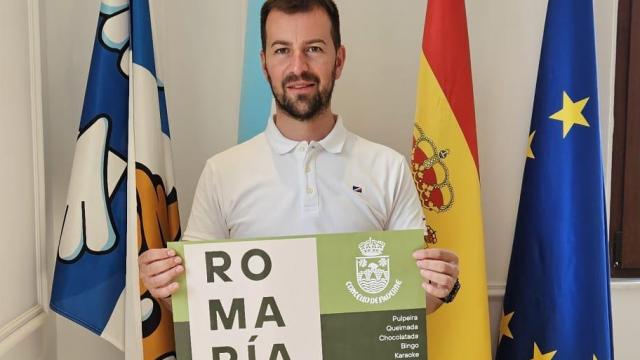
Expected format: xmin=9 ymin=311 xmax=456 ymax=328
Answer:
xmin=50 ymin=1 xmax=181 ymax=359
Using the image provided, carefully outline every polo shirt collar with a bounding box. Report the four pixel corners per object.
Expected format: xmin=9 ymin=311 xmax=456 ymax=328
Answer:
xmin=318 ymin=116 xmax=347 ymax=154
xmin=265 ymin=115 xmax=348 ymax=155
xmin=265 ymin=115 xmax=299 ymax=154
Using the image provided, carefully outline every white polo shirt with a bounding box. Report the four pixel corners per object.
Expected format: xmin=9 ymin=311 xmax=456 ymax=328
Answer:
xmin=183 ymin=116 xmax=424 ymax=240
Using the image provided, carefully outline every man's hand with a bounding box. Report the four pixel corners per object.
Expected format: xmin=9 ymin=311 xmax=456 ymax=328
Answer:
xmin=138 ymin=248 xmax=184 ymax=310
xmin=412 ymin=248 xmax=459 ymax=313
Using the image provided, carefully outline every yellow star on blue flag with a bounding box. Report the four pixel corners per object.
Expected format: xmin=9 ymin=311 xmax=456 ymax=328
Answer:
xmin=531 ymin=342 xmax=557 ymax=360
xmin=549 ymin=91 xmax=590 ymax=138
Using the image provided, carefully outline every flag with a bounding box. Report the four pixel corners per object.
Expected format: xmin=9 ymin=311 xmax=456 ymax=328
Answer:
xmin=50 ymin=1 xmax=181 ymax=359
xmin=410 ymin=1 xmax=492 ymax=359
xmin=238 ymin=0 xmax=272 ymax=143
xmin=495 ymin=0 xmax=614 ymax=359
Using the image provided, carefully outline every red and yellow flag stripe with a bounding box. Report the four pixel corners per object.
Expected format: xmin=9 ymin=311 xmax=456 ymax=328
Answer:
xmin=411 ymin=1 xmax=491 ymax=359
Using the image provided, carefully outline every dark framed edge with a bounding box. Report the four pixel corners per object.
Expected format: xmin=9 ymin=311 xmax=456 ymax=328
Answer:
xmin=610 ymin=0 xmax=640 ymax=277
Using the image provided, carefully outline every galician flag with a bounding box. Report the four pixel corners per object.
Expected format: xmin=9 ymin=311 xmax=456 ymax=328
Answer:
xmin=50 ymin=1 xmax=181 ymax=359
xmin=410 ymin=1 xmax=492 ymax=359
xmin=238 ymin=0 xmax=272 ymax=143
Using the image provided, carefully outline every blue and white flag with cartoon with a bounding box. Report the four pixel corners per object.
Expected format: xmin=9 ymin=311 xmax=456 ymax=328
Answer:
xmin=50 ymin=1 xmax=181 ymax=359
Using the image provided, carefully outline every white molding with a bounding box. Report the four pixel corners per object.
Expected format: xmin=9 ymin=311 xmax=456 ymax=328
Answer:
xmin=0 ymin=306 xmax=45 ymax=345
xmin=601 ymin=0 xmax=619 ymax=225
xmin=0 ymin=307 xmax=45 ymax=359
xmin=0 ymin=309 xmax=46 ymax=357
xmin=488 ymin=282 xmax=506 ymax=299
xmin=27 ymin=0 xmax=47 ymax=312
xmin=0 ymin=0 xmax=48 ymax=355
xmin=610 ymin=279 xmax=640 ymax=290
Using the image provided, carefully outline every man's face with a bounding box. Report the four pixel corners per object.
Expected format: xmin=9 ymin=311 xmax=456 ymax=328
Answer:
xmin=261 ymin=7 xmax=345 ymax=120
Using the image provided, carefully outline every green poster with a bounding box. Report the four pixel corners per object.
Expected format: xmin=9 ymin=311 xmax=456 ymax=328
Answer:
xmin=170 ymin=229 xmax=427 ymax=359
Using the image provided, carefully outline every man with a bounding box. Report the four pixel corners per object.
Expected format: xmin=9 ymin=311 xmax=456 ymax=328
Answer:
xmin=139 ymin=0 xmax=459 ymax=315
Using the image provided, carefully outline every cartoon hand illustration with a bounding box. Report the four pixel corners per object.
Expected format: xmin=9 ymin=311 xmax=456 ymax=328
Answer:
xmin=58 ymin=117 xmax=126 ymax=261
xmin=101 ymin=0 xmax=129 ymax=51
xmin=100 ymin=0 xmax=128 ymax=16
xmin=100 ymin=0 xmax=131 ymax=77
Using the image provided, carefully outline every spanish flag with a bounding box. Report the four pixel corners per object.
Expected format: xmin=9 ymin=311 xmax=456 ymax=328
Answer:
xmin=411 ymin=1 xmax=492 ymax=359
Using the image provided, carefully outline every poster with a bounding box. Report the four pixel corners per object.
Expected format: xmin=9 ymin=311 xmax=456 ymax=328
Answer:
xmin=170 ymin=229 xmax=427 ymax=359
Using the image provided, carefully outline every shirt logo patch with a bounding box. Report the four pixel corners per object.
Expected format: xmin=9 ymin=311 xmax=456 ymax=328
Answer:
xmin=352 ymin=186 xmax=363 ymax=193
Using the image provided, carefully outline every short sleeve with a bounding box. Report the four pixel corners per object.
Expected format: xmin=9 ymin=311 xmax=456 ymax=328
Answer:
xmin=183 ymin=160 xmax=230 ymax=240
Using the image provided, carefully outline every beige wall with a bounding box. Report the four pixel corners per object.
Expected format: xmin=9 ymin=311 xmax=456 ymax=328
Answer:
xmin=38 ymin=0 xmax=637 ymax=359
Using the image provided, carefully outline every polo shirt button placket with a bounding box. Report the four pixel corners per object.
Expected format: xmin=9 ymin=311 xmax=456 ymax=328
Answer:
xmin=306 ymin=146 xmax=315 ymax=173
xmin=302 ymin=143 xmax=319 ymax=212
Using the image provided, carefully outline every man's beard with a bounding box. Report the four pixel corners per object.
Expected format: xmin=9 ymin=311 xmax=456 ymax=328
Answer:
xmin=268 ymin=70 xmax=335 ymax=121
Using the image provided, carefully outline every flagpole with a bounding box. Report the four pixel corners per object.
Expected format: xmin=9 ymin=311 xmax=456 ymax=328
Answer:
xmin=125 ymin=40 xmax=143 ymax=360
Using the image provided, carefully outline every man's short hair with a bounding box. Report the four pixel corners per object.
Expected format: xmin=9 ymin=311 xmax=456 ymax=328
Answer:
xmin=260 ymin=0 xmax=341 ymax=52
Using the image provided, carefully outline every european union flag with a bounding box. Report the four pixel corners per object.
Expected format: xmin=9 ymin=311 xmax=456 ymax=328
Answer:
xmin=495 ymin=0 xmax=614 ymax=359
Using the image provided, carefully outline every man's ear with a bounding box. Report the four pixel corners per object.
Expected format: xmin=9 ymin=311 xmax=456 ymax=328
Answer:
xmin=334 ymin=45 xmax=346 ymax=80
xmin=260 ymin=50 xmax=268 ymax=78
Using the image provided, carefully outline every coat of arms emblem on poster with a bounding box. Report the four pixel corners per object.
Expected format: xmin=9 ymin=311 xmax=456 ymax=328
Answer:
xmin=346 ymin=238 xmax=402 ymax=304
xmin=356 ymin=238 xmax=390 ymax=294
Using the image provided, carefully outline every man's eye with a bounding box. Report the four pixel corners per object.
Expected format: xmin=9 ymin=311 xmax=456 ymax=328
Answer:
xmin=307 ymin=46 xmax=323 ymax=53
xmin=274 ymin=48 xmax=289 ymax=55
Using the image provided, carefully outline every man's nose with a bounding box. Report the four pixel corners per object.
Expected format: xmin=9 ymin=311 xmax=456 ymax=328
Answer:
xmin=290 ymin=50 xmax=310 ymax=74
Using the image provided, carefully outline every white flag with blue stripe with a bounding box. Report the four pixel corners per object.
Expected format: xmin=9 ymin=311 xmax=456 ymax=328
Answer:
xmin=238 ymin=0 xmax=273 ymax=143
